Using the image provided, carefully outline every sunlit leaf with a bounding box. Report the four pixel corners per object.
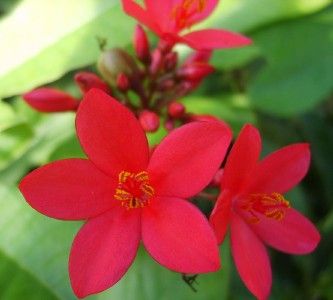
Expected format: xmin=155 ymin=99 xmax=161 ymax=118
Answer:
xmin=0 ymin=0 xmax=134 ymax=98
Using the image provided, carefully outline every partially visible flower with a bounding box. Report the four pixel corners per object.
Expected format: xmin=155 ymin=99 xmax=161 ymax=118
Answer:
xmin=23 ymin=88 xmax=80 ymax=112
xmin=210 ymin=124 xmax=320 ymax=300
xmin=20 ymin=89 xmax=232 ymax=298
xmin=121 ymin=0 xmax=252 ymax=50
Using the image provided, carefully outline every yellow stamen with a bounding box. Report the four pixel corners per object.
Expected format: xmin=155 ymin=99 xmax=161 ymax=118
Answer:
xmin=241 ymin=192 xmax=290 ymax=223
xmin=114 ymin=170 xmax=154 ymax=209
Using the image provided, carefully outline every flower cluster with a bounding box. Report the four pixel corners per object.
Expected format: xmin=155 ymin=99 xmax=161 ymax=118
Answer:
xmin=19 ymin=1 xmax=320 ymax=299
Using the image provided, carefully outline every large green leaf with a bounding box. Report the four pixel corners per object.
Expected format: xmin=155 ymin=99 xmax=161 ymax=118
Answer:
xmin=249 ymin=8 xmax=333 ymax=116
xmin=203 ymin=0 xmax=330 ymax=71
xmin=207 ymin=0 xmax=331 ymax=32
xmin=0 ymin=123 xmax=34 ymax=170
xmin=0 ymin=184 xmax=231 ymax=300
xmin=0 ymin=112 xmax=75 ymax=184
xmin=0 ymin=100 xmax=16 ymax=130
xmin=0 ymin=0 xmax=134 ymax=98
xmin=0 ymin=251 xmax=58 ymax=300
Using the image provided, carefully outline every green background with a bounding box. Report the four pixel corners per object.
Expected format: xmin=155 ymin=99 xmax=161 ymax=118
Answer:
xmin=0 ymin=0 xmax=333 ymax=299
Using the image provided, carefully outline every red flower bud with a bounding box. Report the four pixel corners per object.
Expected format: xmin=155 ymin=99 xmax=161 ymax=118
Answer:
xmin=164 ymin=119 xmax=175 ymax=131
xmin=176 ymin=63 xmax=214 ymax=81
xmin=98 ymin=48 xmax=138 ymax=85
xmin=116 ymin=73 xmax=130 ymax=92
xmin=139 ymin=110 xmax=160 ymax=133
xmin=157 ymin=79 xmax=175 ymax=91
xmin=74 ymin=72 xmax=110 ymax=94
xmin=149 ymin=49 xmax=163 ymax=75
xmin=164 ymin=51 xmax=178 ymax=71
xmin=168 ymin=101 xmax=185 ymax=118
xmin=23 ymin=88 xmax=80 ymax=113
xmin=133 ymin=24 xmax=150 ymax=64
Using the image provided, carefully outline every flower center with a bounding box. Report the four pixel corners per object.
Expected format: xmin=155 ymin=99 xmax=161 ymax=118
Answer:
xmin=171 ymin=0 xmax=207 ymax=30
xmin=114 ymin=171 xmax=154 ymax=209
xmin=240 ymin=192 xmax=290 ymax=223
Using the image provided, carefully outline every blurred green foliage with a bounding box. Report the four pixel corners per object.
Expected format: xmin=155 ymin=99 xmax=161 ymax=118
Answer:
xmin=0 ymin=0 xmax=332 ymax=299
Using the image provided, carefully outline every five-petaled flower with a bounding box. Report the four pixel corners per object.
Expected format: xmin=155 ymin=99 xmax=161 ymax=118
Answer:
xmin=121 ymin=0 xmax=252 ymax=50
xmin=209 ymin=124 xmax=320 ymax=300
xmin=19 ymin=89 xmax=232 ymax=298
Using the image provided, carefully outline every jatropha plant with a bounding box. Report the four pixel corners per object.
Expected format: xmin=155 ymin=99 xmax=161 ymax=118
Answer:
xmin=19 ymin=1 xmax=320 ymax=299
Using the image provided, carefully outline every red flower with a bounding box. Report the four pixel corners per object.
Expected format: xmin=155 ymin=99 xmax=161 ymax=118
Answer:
xmin=121 ymin=0 xmax=252 ymax=50
xmin=209 ymin=124 xmax=320 ymax=300
xmin=19 ymin=89 xmax=232 ymax=298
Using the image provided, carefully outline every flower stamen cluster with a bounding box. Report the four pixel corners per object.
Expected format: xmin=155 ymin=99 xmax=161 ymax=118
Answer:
xmin=114 ymin=171 xmax=154 ymax=209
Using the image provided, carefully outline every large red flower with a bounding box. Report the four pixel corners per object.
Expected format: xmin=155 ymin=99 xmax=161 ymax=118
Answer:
xmin=121 ymin=0 xmax=252 ymax=50
xmin=210 ymin=124 xmax=320 ymax=300
xmin=19 ymin=89 xmax=232 ymax=298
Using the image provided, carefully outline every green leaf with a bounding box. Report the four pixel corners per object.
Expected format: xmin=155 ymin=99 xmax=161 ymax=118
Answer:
xmin=0 ymin=123 xmax=34 ymax=170
xmin=0 ymin=113 xmax=75 ymax=184
xmin=206 ymin=0 xmax=331 ymax=32
xmin=0 ymin=184 xmax=80 ymax=299
xmin=48 ymin=133 xmax=85 ymax=161
xmin=183 ymin=94 xmax=257 ymax=133
xmin=0 ymin=250 xmax=58 ymax=300
xmin=249 ymin=8 xmax=333 ymax=116
xmin=0 ymin=0 xmax=134 ymax=98
xmin=0 ymin=184 xmax=231 ymax=300
xmin=0 ymin=100 xmax=16 ymax=130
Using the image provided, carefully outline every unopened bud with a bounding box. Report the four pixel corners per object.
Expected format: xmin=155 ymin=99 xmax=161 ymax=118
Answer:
xmin=157 ymin=79 xmax=175 ymax=91
xmin=149 ymin=49 xmax=163 ymax=75
xmin=134 ymin=24 xmax=150 ymax=64
xmin=184 ymin=50 xmax=212 ymax=66
xmin=164 ymin=51 xmax=178 ymax=71
xmin=177 ymin=63 xmax=214 ymax=81
xmin=116 ymin=73 xmax=130 ymax=92
xmin=74 ymin=71 xmax=110 ymax=94
xmin=168 ymin=101 xmax=185 ymax=118
xmin=23 ymin=88 xmax=79 ymax=113
xmin=98 ymin=48 xmax=138 ymax=85
xmin=210 ymin=168 xmax=224 ymax=187
xmin=164 ymin=119 xmax=175 ymax=131
xmin=139 ymin=110 xmax=160 ymax=133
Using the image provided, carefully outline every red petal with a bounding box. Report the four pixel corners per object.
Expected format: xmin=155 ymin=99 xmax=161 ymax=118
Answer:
xmin=19 ymin=159 xmax=116 ymax=220
xmin=142 ymin=197 xmax=220 ymax=273
xmin=249 ymin=208 xmax=320 ymax=254
xmin=222 ymin=124 xmax=261 ymax=192
xmin=231 ymin=213 xmax=272 ymax=300
xmin=209 ymin=190 xmax=232 ymax=244
xmin=181 ymin=29 xmax=252 ymax=50
xmin=185 ymin=0 xmax=218 ymax=26
xmin=121 ymin=0 xmax=161 ymax=34
xmin=76 ymin=89 xmax=149 ymax=178
xmin=144 ymin=0 xmax=173 ymax=33
xmin=246 ymin=144 xmax=311 ymax=194
xmin=23 ymin=88 xmax=79 ymax=112
xmin=69 ymin=207 xmax=141 ymax=298
xmin=148 ymin=121 xmax=231 ymax=198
